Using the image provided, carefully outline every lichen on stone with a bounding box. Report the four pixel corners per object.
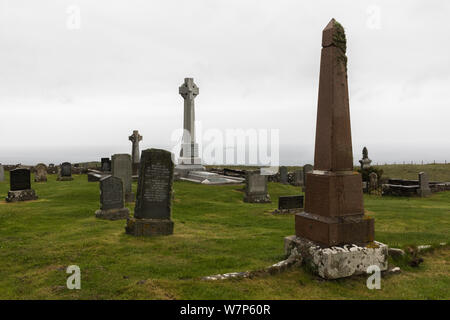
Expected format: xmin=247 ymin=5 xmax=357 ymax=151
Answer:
xmin=333 ymin=20 xmax=348 ymax=71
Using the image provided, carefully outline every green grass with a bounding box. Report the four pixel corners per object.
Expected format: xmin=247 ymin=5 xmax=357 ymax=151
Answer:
xmin=0 ymin=165 xmax=449 ymax=300
xmin=373 ymin=164 xmax=450 ymax=181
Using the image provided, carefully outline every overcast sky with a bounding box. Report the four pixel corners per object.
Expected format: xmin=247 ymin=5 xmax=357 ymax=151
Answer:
xmin=0 ymin=0 xmax=449 ymax=165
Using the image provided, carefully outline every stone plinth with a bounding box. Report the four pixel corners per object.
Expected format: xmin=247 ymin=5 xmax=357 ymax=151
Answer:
xmin=284 ymin=235 xmax=388 ymax=279
xmin=125 ymin=218 xmax=174 ymax=236
xmin=6 ymin=189 xmax=38 ymax=202
xmin=95 ymin=208 xmax=130 ymax=220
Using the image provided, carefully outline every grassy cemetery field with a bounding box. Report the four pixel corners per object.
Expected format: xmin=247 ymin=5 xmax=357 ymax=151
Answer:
xmin=0 ymin=164 xmax=449 ymax=300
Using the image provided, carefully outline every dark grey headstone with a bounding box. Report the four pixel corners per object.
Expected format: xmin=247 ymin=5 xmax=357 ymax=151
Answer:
xmin=134 ymin=149 xmax=174 ymax=220
xmin=101 ymin=158 xmax=112 ymax=172
xmin=0 ymin=164 xmax=4 ymax=182
xmin=61 ymin=162 xmax=72 ymax=177
xmin=100 ymin=175 xmax=124 ymax=210
xmin=302 ymin=164 xmax=313 ymax=190
xmin=280 ymin=166 xmax=288 ymax=184
xmin=10 ymin=168 xmax=31 ymax=191
xmin=278 ymin=195 xmax=304 ymax=210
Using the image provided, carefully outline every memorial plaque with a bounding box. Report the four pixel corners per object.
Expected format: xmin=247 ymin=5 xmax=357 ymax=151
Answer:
xmin=134 ymin=149 xmax=174 ymax=220
xmin=100 ymin=176 xmax=124 ymax=211
xmin=61 ymin=162 xmax=72 ymax=177
xmin=278 ymin=195 xmax=304 ymax=210
xmin=10 ymin=169 xmax=31 ymax=191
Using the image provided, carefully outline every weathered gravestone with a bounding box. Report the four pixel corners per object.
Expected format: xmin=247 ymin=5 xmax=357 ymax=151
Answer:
xmin=34 ymin=163 xmax=48 ymax=182
xmin=0 ymin=164 xmax=4 ymax=182
xmin=101 ymin=158 xmax=112 ymax=172
xmin=417 ymin=172 xmax=431 ymax=197
xmin=293 ymin=169 xmax=304 ymax=186
xmin=6 ymin=168 xmax=38 ymax=202
xmin=301 ymin=164 xmax=313 ymax=192
xmin=279 ymin=166 xmax=288 ymax=184
xmin=48 ymin=164 xmax=57 ymax=174
xmin=369 ymin=172 xmax=378 ymax=194
xmin=112 ymin=154 xmax=134 ymax=202
xmin=57 ymin=162 xmax=73 ymax=181
xmin=274 ymin=195 xmax=304 ymax=214
xmin=129 ymin=130 xmax=143 ymax=176
xmin=285 ymin=19 xmax=387 ymax=280
xmin=243 ymin=170 xmax=271 ymax=203
xmin=125 ymin=149 xmax=174 ymax=236
xmin=95 ymin=175 xmax=130 ymax=220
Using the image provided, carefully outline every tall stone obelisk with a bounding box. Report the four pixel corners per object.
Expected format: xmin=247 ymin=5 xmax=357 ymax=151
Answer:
xmin=176 ymin=78 xmax=204 ymax=174
xmin=129 ymin=130 xmax=142 ymax=176
xmin=295 ymin=19 xmax=374 ymax=246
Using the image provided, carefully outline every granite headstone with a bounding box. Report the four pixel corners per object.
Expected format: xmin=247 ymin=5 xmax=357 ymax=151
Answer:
xmin=125 ymin=149 xmax=175 ymax=236
xmin=6 ymin=168 xmax=38 ymax=202
xmin=95 ymin=175 xmax=129 ymax=220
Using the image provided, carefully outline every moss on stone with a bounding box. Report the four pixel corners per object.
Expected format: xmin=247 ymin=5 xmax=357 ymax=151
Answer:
xmin=333 ymin=20 xmax=348 ymax=72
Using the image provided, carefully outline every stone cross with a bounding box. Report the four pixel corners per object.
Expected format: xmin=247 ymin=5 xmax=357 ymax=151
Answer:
xmin=179 ymin=78 xmax=199 ymax=161
xmin=129 ymin=130 xmax=143 ymax=175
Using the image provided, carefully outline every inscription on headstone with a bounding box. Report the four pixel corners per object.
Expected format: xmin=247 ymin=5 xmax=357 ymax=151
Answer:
xmin=135 ymin=149 xmax=174 ymax=219
xmin=100 ymin=176 xmax=124 ymax=210
xmin=6 ymin=168 xmax=38 ymax=202
xmin=279 ymin=195 xmax=304 ymax=210
xmin=126 ymin=149 xmax=175 ymax=236
xmin=95 ymin=175 xmax=129 ymax=220
xmin=10 ymin=169 xmax=31 ymax=191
